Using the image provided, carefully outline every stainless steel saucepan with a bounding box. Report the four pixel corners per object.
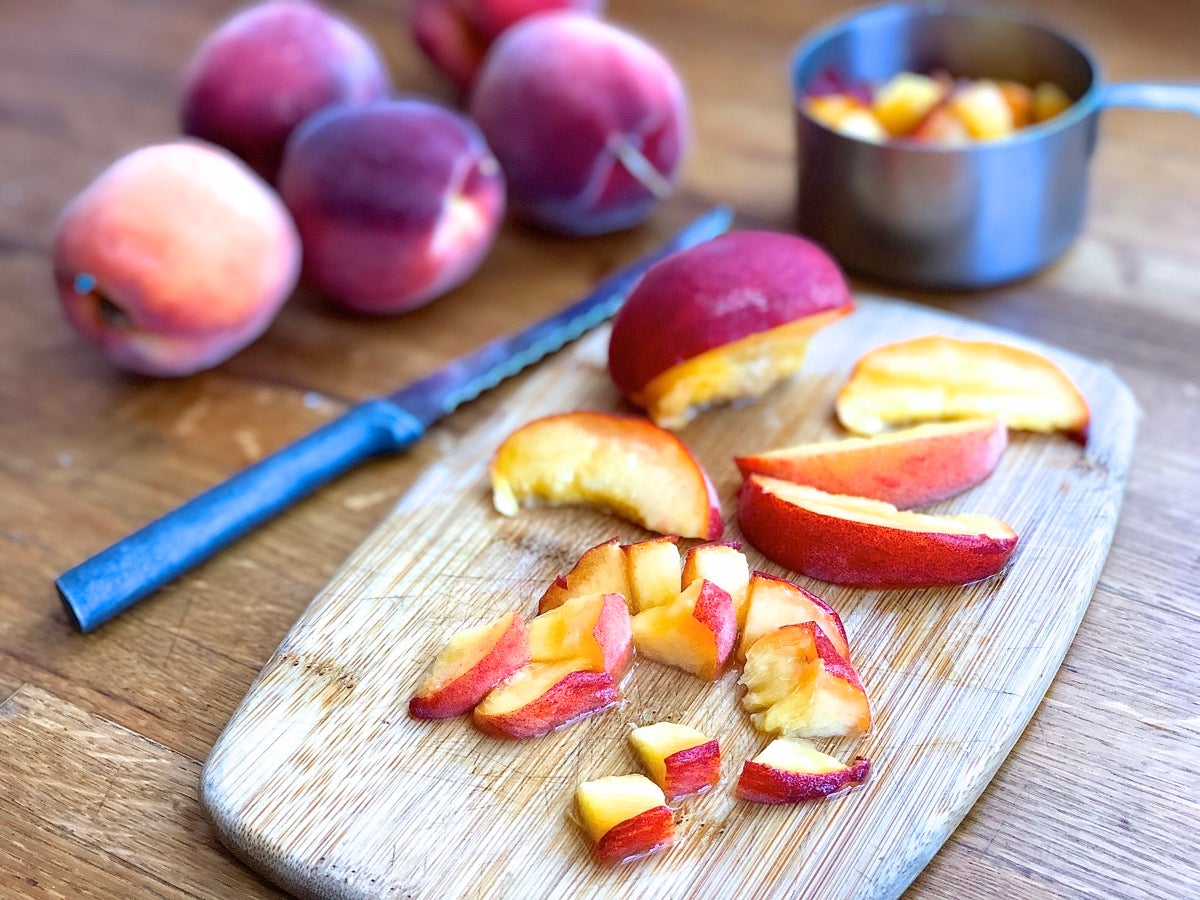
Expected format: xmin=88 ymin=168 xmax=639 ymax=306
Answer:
xmin=790 ymin=3 xmax=1200 ymax=289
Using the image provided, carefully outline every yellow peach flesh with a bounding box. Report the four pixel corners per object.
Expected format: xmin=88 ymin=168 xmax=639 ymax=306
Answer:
xmin=752 ymin=738 xmax=846 ymax=774
xmin=575 ymin=774 xmax=665 ymax=843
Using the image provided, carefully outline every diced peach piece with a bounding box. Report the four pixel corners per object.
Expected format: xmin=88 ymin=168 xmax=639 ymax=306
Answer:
xmin=906 ymin=102 xmax=971 ymax=146
xmin=734 ymin=418 xmax=1008 ymax=509
xmin=490 ymin=411 xmax=723 ymax=540
xmin=739 ymin=623 xmax=872 ymax=739
xmin=624 ymin=536 xmax=682 ymax=613
xmin=408 ymin=611 xmax=530 ymax=719
xmin=871 ymin=72 xmax=948 ymax=136
xmin=536 ymin=537 xmax=631 ymax=614
xmin=948 ymin=79 xmax=1015 ymax=140
xmin=631 ymin=579 xmax=737 ymax=681
xmin=681 ymin=541 xmax=750 ymax=629
xmin=736 ymin=738 xmax=871 ymax=804
xmin=575 ymin=774 xmax=675 ymax=864
xmin=528 ymin=592 xmax=633 ymax=677
xmin=738 ymin=476 xmax=1018 ymax=588
xmin=997 ymin=80 xmax=1034 ymax=128
xmin=629 ymin=722 xmax=721 ymax=800
xmin=805 ymin=95 xmax=888 ymax=141
xmin=1033 ymin=81 xmax=1073 ymax=122
xmin=835 ymin=334 xmax=1091 ymax=443
xmin=738 ymin=572 xmax=849 ymax=662
xmin=473 ymin=660 xmax=620 ymax=738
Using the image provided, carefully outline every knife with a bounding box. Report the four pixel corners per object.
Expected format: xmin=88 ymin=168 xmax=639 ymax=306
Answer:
xmin=56 ymin=205 xmax=734 ymax=633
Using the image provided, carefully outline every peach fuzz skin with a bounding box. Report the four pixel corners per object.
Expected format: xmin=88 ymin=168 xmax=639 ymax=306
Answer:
xmin=181 ymin=0 xmax=391 ymax=183
xmin=52 ymin=141 xmax=300 ymax=377
xmin=408 ymin=0 xmax=604 ymax=93
xmin=277 ymin=98 xmax=505 ymax=315
xmin=469 ymin=12 xmax=688 ymax=235
xmin=408 ymin=611 xmax=530 ymax=719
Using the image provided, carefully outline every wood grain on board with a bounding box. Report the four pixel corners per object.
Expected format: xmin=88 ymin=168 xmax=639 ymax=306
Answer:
xmin=202 ymin=296 xmax=1137 ymax=899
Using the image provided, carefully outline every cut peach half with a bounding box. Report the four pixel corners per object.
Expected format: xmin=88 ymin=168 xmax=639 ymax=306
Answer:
xmin=739 ymin=622 xmax=872 ymax=739
xmin=631 ymin=579 xmax=737 ymax=681
xmin=739 ymin=571 xmax=849 ymax=662
xmin=835 ymin=334 xmax=1090 ymax=442
xmin=575 ymin=774 xmax=675 ymax=865
xmin=473 ymin=660 xmax=620 ymax=739
xmin=735 ymin=417 xmax=1008 ymax=509
xmin=738 ymin=475 xmax=1018 ymax=588
xmin=682 ymin=541 xmax=750 ymax=629
xmin=528 ymin=592 xmax=632 ymax=677
xmin=629 ymin=722 xmax=721 ymax=801
xmin=490 ymin=411 xmax=723 ymax=540
xmin=736 ymin=738 xmax=871 ymax=804
xmin=408 ymin=611 xmax=530 ymax=719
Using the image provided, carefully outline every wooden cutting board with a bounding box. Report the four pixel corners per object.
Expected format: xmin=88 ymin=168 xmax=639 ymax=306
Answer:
xmin=201 ymin=295 xmax=1137 ymax=900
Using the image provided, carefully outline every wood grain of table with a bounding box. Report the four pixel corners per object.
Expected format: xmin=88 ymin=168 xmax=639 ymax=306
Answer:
xmin=1 ymin=1 xmax=1197 ymax=898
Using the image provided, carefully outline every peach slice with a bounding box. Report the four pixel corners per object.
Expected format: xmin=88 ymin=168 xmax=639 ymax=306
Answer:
xmin=739 ymin=623 xmax=872 ymax=739
xmin=738 ymin=475 xmax=1018 ymax=588
xmin=490 ymin=411 xmax=723 ymax=540
xmin=835 ymin=334 xmax=1090 ymax=443
xmin=408 ymin=611 xmax=530 ymax=719
xmin=624 ymin=536 xmax=682 ymax=613
xmin=735 ymin=418 xmax=1008 ymax=509
xmin=473 ymin=661 xmax=620 ymax=738
xmin=608 ymin=230 xmax=855 ymax=429
xmin=738 ymin=572 xmax=849 ymax=662
xmin=575 ymin=774 xmax=676 ymax=865
xmin=631 ymin=579 xmax=737 ymax=681
xmin=681 ymin=541 xmax=750 ymax=629
xmin=537 ymin=537 xmax=631 ymax=614
xmin=735 ymin=738 xmax=871 ymax=804
xmin=628 ymin=722 xmax=721 ymax=801
xmin=528 ymin=592 xmax=633 ymax=677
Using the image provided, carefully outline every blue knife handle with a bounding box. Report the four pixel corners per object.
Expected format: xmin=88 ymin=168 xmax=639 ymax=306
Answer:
xmin=56 ymin=398 xmax=425 ymax=633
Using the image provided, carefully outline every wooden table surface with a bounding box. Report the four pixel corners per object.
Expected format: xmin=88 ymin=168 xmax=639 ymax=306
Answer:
xmin=1 ymin=1 xmax=1197 ymax=897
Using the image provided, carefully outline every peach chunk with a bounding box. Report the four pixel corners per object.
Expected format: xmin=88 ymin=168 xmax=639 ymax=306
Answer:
xmin=181 ymin=0 xmax=390 ymax=182
xmin=738 ymin=476 xmax=1018 ymax=588
xmin=528 ymin=592 xmax=633 ymax=677
xmin=631 ymin=579 xmax=737 ymax=681
xmin=469 ymin=12 xmax=688 ymax=235
xmin=490 ymin=412 xmax=723 ymax=541
xmin=836 ymin=334 xmax=1091 ymax=443
xmin=408 ymin=0 xmax=604 ymax=93
xmin=277 ymin=98 xmax=505 ymax=315
xmin=681 ymin=542 xmax=750 ymax=629
xmin=624 ymin=536 xmax=682 ymax=613
xmin=575 ymin=774 xmax=675 ymax=864
xmin=739 ymin=623 xmax=872 ymax=739
xmin=871 ymin=72 xmax=948 ymax=136
xmin=736 ymin=738 xmax=871 ymax=804
xmin=409 ymin=611 xmax=530 ymax=719
xmin=628 ymin=722 xmax=721 ymax=801
xmin=738 ymin=571 xmax=849 ymax=662
xmin=52 ymin=141 xmax=300 ymax=376
xmin=536 ymin=537 xmax=631 ymax=614
xmin=473 ymin=661 xmax=620 ymax=738
xmin=735 ymin=418 xmax=1008 ymax=509
xmin=608 ymin=230 xmax=854 ymax=428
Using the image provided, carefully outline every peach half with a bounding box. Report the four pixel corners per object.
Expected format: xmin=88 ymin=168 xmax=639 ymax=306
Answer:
xmin=735 ymin=418 xmax=1008 ymax=510
xmin=608 ymin=230 xmax=854 ymax=428
xmin=738 ymin=571 xmax=849 ymax=662
xmin=490 ymin=412 xmax=723 ymax=540
xmin=738 ymin=476 xmax=1019 ymax=588
xmin=628 ymin=722 xmax=721 ymax=801
xmin=575 ymin=774 xmax=675 ymax=865
xmin=736 ymin=738 xmax=871 ymax=805
xmin=408 ymin=611 xmax=530 ymax=719
xmin=835 ymin=334 xmax=1090 ymax=443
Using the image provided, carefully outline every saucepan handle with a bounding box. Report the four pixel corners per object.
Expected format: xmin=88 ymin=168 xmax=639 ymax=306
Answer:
xmin=1102 ymin=82 xmax=1200 ymax=116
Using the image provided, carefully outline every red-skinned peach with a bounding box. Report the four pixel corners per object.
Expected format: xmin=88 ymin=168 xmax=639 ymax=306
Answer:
xmin=736 ymin=738 xmax=871 ymax=804
xmin=575 ymin=774 xmax=675 ymax=864
xmin=52 ymin=141 xmax=300 ymax=377
xmin=681 ymin=541 xmax=750 ymax=628
xmin=739 ymin=571 xmax=849 ymax=662
xmin=469 ymin=12 xmax=688 ymax=235
xmin=408 ymin=611 xmax=530 ymax=719
xmin=628 ymin=722 xmax=721 ymax=800
xmin=277 ymin=98 xmax=505 ymax=314
xmin=608 ymin=230 xmax=855 ymax=428
xmin=536 ymin=537 xmax=630 ymax=614
xmin=529 ymin=592 xmax=633 ymax=677
xmin=631 ymin=579 xmax=737 ymax=681
xmin=473 ymin=661 xmax=620 ymax=738
xmin=738 ymin=475 xmax=1019 ymax=588
xmin=181 ymin=0 xmax=391 ymax=182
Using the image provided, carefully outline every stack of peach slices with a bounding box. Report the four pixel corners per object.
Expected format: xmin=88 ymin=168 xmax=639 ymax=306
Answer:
xmin=409 ymin=229 xmax=1091 ymax=865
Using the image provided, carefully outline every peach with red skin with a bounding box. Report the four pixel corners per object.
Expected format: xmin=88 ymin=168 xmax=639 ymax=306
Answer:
xmin=181 ymin=0 xmax=391 ymax=182
xmin=739 ymin=571 xmax=849 ymax=662
xmin=736 ymin=738 xmax=871 ymax=805
xmin=277 ymin=98 xmax=505 ymax=315
xmin=408 ymin=0 xmax=604 ymax=92
xmin=473 ymin=663 xmax=620 ymax=738
xmin=682 ymin=541 xmax=750 ymax=628
xmin=536 ymin=537 xmax=630 ymax=614
xmin=529 ymin=592 xmax=633 ymax=676
xmin=608 ymin=230 xmax=855 ymax=427
xmin=631 ymin=579 xmax=736 ymax=681
xmin=594 ymin=806 xmax=675 ymax=864
xmin=408 ymin=611 xmax=529 ymax=719
xmin=469 ymin=12 xmax=688 ymax=235
xmin=52 ymin=141 xmax=300 ymax=377
xmin=575 ymin=774 xmax=675 ymax=864
xmin=735 ymin=418 xmax=1008 ymax=510
xmin=629 ymin=722 xmax=721 ymax=800
xmin=738 ymin=476 xmax=1019 ymax=588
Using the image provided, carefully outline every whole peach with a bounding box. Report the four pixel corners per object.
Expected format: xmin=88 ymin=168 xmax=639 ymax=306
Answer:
xmin=181 ymin=0 xmax=391 ymax=182
xmin=52 ymin=141 xmax=301 ymax=377
xmin=469 ymin=12 xmax=688 ymax=236
xmin=408 ymin=0 xmax=604 ymax=92
xmin=276 ymin=98 xmax=505 ymax=314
